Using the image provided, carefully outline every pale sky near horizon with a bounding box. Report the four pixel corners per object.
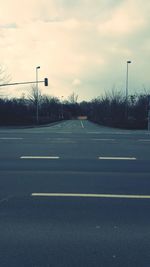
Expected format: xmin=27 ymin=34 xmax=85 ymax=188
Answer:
xmin=0 ymin=0 xmax=150 ymax=101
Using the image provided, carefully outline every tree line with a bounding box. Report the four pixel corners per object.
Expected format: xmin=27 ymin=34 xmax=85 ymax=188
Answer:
xmin=0 ymin=88 xmax=149 ymax=129
xmin=0 ymin=64 xmax=149 ymax=129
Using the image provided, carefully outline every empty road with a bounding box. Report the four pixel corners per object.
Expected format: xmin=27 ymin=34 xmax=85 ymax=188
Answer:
xmin=0 ymin=120 xmax=150 ymax=267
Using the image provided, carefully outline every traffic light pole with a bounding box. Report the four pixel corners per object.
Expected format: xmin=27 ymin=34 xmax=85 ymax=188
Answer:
xmin=0 ymin=79 xmax=48 ymax=87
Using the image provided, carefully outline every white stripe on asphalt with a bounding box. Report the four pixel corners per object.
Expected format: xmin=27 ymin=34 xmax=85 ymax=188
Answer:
xmin=31 ymin=193 xmax=150 ymax=199
xmin=20 ymin=156 xmax=60 ymax=159
xmin=99 ymin=157 xmax=136 ymax=160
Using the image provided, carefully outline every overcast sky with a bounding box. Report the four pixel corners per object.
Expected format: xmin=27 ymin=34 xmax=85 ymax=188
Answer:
xmin=0 ymin=0 xmax=150 ymax=101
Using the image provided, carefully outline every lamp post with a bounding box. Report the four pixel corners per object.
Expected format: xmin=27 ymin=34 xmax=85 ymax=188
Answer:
xmin=125 ymin=60 xmax=131 ymax=119
xmin=36 ymin=66 xmax=40 ymax=124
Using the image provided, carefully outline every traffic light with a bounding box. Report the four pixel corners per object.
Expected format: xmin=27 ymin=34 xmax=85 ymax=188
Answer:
xmin=44 ymin=78 xmax=48 ymax=86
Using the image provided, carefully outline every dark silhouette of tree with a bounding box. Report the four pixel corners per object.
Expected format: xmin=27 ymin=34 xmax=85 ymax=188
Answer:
xmin=40 ymin=95 xmax=60 ymax=122
xmin=0 ymin=86 xmax=149 ymax=129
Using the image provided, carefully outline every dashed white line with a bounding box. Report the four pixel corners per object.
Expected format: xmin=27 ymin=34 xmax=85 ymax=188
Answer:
xmin=31 ymin=193 xmax=150 ymax=199
xmin=99 ymin=157 xmax=136 ymax=160
xmin=20 ymin=156 xmax=60 ymax=159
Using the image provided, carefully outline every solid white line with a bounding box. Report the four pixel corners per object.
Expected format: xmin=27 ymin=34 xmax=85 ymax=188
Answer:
xmin=80 ymin=120 xmax=84 ymax=128
xmin=31 ymin=193 xmax=150 ymax=199
xmin=20 ymin=156 xmax=60 ymax=159
xmin=99 ymin=157 xmax=136 ymax=160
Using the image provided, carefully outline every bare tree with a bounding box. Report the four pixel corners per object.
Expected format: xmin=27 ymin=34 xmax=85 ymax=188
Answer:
xmin=68 ymin=92 xmax=78 ymax=103
xmin=28 ymin=85 xmax=42 ymax=106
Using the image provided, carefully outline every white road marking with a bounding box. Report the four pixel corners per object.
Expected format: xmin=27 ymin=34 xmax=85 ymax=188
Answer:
xmin=0 ymin=137 xmax=23 ymax=140
xmin=31 ymin=193 xmax=150 ymax=199
xmin=99 ymin=157 xmax=136 ymax=160
xmin=20 ymin=156 xmax=60 ymax=159
xmin=80 ymin=121 xmax=84 ymax=128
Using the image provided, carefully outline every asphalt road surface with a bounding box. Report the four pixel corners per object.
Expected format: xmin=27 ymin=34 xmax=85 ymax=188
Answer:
xmin=0 ymin=120 xmax=150 ymax=267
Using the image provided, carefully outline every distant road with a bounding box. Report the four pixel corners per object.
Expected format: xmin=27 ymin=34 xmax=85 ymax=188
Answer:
xmin=0 ymin=120 xmax=150 ymax=267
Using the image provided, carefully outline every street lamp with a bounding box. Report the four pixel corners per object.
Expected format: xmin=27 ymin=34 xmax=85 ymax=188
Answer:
xmin=125 ymin=60 xmax=131 ymax=119
xmin=36 ymin=66 xmax=40 ymax=124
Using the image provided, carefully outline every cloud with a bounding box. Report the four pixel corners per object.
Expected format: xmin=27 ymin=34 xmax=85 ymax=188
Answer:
xmin=0 ymin=0 xmax=150 ymax=101
xmin=98 ymin=0 xmax=147 ymax=36
xmin=72 ymin=78 xmax=82 ymax=86
xmin=0 ymin=23 xmax=17 ymax=29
